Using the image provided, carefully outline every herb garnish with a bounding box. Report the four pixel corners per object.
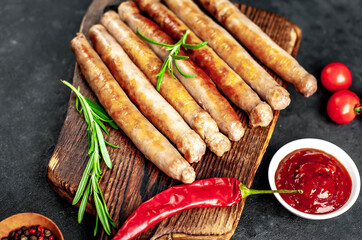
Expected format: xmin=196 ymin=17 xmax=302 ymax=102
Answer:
xmin=62 ymin=80 xmax=119 ymax=236
xmin=137 ymin=28 xmax=208 ymax=91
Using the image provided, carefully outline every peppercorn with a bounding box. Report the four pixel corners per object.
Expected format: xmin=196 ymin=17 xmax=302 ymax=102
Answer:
xmin=22 ymin=230 xmax=29 ymax=237
xmin=28 ymin=228 xmax=36 ymax=235
xmin=3 ymin=225 xmax=57 ymax=240
xmin=20 ymin=235 xmax=28 ymax=240
xmin=43 ymin=230 xmax=51 ymax=238
xmin=37 ymin=227 xmax=44 ymax=234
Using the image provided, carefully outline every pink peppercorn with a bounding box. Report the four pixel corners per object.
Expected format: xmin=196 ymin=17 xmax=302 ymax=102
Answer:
xmin=37 ymin=226 xmax=44 ymax=234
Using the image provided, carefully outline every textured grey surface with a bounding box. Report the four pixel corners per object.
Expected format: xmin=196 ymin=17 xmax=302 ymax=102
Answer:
xmin=0 ymin=0 xmax=361 ymax=239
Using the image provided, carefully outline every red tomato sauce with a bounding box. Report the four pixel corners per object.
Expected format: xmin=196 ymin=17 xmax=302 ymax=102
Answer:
xmin=275 ymin=148 xmax=352 ymax=214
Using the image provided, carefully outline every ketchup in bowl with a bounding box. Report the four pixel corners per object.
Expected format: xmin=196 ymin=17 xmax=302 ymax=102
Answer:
xmin=275 ymin=148 xmax=352 ymax=214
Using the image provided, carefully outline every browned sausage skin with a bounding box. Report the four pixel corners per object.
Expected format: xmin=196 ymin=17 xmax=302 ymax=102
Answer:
xmin=89 ymin=24 xmax=206 ymax=163
xmin=119 ymin=1 xmax=244 ymax=141
xmin=134 ymin=0 xmax=273 ymax=128
xmin=159 ymin=0 xmax=290 ymax=110
xmin=70 ymin=34 xmax=195 ymax=183
xmin=100 ymin=11 xmax=230 ymax=157
xmin=196 ymin=0 xmax=317 ymax=97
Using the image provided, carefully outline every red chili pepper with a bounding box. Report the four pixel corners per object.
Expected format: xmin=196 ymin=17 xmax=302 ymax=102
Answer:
xmin=112 ymin=177 xmax=300 ymax=240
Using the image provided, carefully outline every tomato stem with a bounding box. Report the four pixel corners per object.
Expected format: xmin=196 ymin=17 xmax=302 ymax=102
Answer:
xmin=355 ymin=104 xmax=362 ymax=115
xmin=238 ymin=183 xmax=302 ymax=198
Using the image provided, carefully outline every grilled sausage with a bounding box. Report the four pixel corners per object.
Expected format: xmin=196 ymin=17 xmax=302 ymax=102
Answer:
xmin=70 ymin=34 xmax=195 ymax=183
xmin=89 ymin=25 xmax=206 ymax=163
xmin=119 ymin=1 xmax=244 ymax=141
xmin=196 ymin=0 xmax=317 ymax=97
xmin=100 ymin=11 xmax=231 ymax=156
xmin=160 ymin=0 xmax=291 ymax=110
xmin=134 ymin=0 xmax=273 ymax=127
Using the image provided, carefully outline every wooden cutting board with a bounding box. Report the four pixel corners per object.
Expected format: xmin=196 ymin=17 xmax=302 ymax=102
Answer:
xmin=47 ymin=0 xmax=302 ymax=239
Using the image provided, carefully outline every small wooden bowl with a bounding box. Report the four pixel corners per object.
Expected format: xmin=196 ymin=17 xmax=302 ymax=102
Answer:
xmin=0 ymin=212 xmax=64 ymax=240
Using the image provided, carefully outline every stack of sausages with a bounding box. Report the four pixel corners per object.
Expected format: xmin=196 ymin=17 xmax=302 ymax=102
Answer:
xmin=70 ymin=0 xmax=317 ymax=183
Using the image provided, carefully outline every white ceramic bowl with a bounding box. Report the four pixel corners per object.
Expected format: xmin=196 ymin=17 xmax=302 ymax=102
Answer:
xmin=268 ymin=138 xmax=360 ymax=220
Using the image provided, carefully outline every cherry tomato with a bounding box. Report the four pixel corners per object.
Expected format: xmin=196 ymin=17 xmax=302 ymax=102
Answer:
xmin=327 ymin=90 xmax=360 ymax=124
xmin=321 ymin=62 xmax=352 ymax=92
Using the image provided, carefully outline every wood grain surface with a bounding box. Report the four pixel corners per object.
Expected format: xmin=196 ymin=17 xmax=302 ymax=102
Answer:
xmin=47 ymin=0 xmax=302 ymax=239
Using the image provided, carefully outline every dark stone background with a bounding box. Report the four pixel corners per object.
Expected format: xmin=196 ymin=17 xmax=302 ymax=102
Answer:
xmin=0 ymin=0 xmax=361 ymax=239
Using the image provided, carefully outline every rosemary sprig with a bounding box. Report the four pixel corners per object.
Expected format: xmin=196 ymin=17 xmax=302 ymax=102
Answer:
xmin=62 ymin=80 xmax=119 ymax=236
xmin=137 ymin=28 xmax=208 ymax=91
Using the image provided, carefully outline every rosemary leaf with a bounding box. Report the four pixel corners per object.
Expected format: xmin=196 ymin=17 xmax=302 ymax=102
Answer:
xmin=94 ymin=192 xmax=111 ymax=235
xmin=171 ymin=55 xmax=189 ymax=60
xmin=77 ymin=182 xmax=91 ymax=223
xmin=94 ymin=118 xmax=109 ymax=135
xmin=183 ymin=41 xmax=208 ymax=50
xmin=84 ymin=98 xmax=107 ymax=116
xmin=88 ymin=130 xmax=96 ymax=155
xmin=91 ymin=174 xmax=99 ymax=194
xmin=155 ymin=58 xmax=169 ymax=90
xmin=72 ymin=152 xmax=95 ymax=205
xmin=93 ymin=147 xmax=102 ymax=176
xmin=108 ymin=121 xmax=119 ymax=130
xmin=62 ymin=81 xmax=118 ymax=236
xmin=174 ymin=60 xmax=195 ymax=78
xmin=94 ymin=216 xmax=99 ymax=236
xmin=95 ymin=123 xmax=112 ymax=169
xmin=137 ymin=27 xmax=174 ymax=48
xmin=181 ymin=30 xmax=190 ymax=45
xmin=75 ymin=86 xmax=83 ymax=114
xmin=85 ymin=97 xmax=116 ymax=125
xmin=137 ymin=29 xmax=208 ymax=90
xmin=100 ymin=190 xmax=116 ymax=228
xmin=87 ymin=129 xmax=92 ymax=152
xmin=105 ymin=140 xmax=120 ymax=148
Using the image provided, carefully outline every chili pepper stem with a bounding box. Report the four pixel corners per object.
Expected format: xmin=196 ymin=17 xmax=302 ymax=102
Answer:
xmin=239 ymin=183 xmax=302 ymax=198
